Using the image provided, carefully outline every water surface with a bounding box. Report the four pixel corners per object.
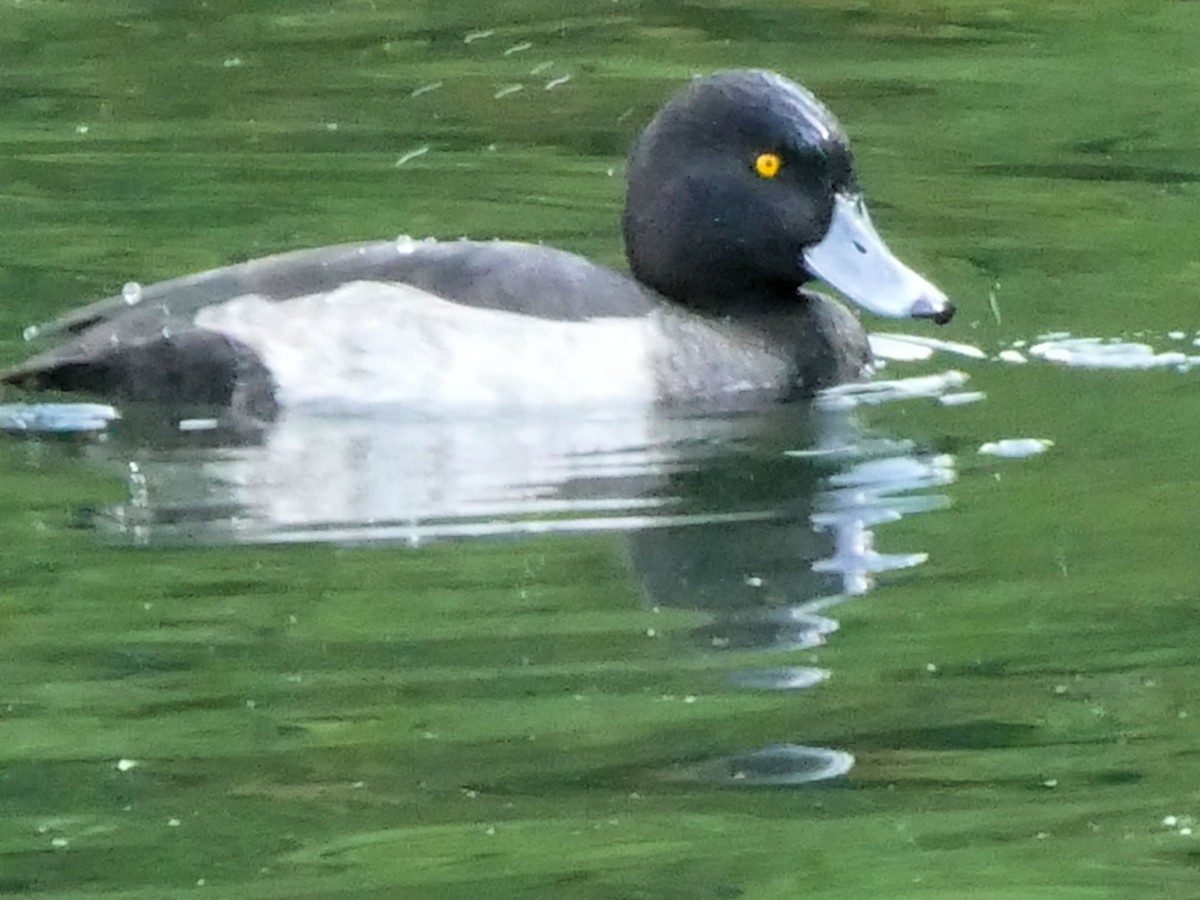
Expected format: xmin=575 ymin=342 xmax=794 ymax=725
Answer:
xmin=2 ymin=1 xmax=1200 ymax=897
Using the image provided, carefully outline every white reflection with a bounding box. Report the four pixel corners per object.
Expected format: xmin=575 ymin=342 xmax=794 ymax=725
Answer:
xmin=979 ymin=438 xmax=1054 ymax=459
xmin=9 ymin=396 xmax=962 ymax=791
xmin=0 ymin=403 xmax=118 ymax=433
xmin=870 ymin=333 xmax=987 ymax=361
xmin=91 ymin=408 xmax=801 ymax=545
xmin=810 ymin=453 xmax=956 ymax=598
xmin=667 ymin=744 xmax=855 ymax=786
xmin=818 ymin=370 xmax=971 ymax=410
xmin=727 ymin=666 xmax=829 ymax=691
xmin=1029 ymin=336 xmax=1196 ymax=370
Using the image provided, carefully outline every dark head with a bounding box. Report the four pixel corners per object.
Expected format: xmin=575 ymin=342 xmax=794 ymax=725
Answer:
xmin=623 ymin=70 xmax=953 ymax=324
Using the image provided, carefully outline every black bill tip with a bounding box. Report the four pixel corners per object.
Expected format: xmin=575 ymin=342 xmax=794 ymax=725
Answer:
xmin=912 ymin=298 xmax=956 ymax=326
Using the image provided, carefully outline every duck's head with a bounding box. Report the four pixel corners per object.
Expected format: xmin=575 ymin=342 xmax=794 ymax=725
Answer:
xmin=623 ymin=69 xmax=953 ymax=325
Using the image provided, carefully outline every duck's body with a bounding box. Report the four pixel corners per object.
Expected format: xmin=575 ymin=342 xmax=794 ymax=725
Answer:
xmin=1 ymin=70 xmax=952 ymax=421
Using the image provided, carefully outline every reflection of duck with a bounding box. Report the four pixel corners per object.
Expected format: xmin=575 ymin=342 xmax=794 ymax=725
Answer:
xmin=2 ymin=70 xmax=952 ymax=423
xmin=626 ymin=420 xmax=954 ymax=652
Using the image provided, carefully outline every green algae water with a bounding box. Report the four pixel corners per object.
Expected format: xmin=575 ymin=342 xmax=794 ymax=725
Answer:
xmin=3 ymin=1 xmax=1200 ymax=897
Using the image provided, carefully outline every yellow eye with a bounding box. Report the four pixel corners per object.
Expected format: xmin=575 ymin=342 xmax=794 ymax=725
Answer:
xmin=754 ymin=152 xmax=782 ymax=179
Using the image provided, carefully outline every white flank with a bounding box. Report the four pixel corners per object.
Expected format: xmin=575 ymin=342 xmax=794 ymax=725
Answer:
xmin=194 ymin=281 xmax=661 ymax=412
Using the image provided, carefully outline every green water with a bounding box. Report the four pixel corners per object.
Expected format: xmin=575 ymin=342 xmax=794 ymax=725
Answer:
xmin=4 ymin=0 xmax=1200 ymax=897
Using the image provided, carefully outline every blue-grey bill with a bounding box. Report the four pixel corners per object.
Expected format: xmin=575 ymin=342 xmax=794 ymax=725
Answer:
xmin=803 ymin=193 xmax=953 ymax=323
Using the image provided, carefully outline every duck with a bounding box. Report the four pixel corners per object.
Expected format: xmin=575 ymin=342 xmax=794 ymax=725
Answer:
xmin=0 ymin=69 xmax=953 ymax=423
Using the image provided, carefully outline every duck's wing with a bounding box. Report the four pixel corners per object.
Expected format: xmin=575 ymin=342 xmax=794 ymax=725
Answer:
xmin=16 ymin=239 xmax=654 ymax=342
xmin=1 ymin=239 xmax=659 ymax=400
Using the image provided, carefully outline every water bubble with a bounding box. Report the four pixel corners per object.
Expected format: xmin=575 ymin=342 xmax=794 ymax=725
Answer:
xmin=121 ymin=282 xmax=144 ymax=306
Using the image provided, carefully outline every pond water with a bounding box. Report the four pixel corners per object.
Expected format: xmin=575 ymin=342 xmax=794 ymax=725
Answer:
xmin=3 ymin=1 xmax=1200 ymax=897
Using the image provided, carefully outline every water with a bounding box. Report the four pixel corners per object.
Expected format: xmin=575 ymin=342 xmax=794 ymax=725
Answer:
xmin=3 ymin=1 xmax=1200 ymax=897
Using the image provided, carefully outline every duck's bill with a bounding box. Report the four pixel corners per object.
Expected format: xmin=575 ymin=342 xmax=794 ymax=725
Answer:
xmin=803 ymin=193 xmax=954 ymax=324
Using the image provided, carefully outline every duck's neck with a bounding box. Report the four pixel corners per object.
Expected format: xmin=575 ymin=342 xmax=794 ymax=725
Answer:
xmin=665 ymin=283 xmax=814 ymax=321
